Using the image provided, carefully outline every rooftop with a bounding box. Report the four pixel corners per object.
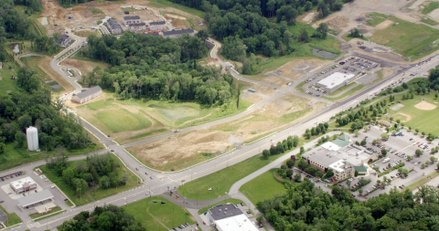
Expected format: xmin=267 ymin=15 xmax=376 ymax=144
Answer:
xmin=318 ymin=72 xmax=355 ymax=89
xmin=74 ymin=86 xmax=102 ymax=100
xmin=163 ymin=28 xmax=195 ymax=37
xmin=209 ymin=204 xmax=243 ymax=221
xmin=124 ymin=15 xmax=140 ymax=20
xmin=17 ymin=190 xmax=54 ymax=207
xmin=214 ymin=214 xmax=259 ymax=231
xmin=150 ymin=20 xmax=166 ymax=25
xmin=10 ymin=176 xmax=36 ymax=189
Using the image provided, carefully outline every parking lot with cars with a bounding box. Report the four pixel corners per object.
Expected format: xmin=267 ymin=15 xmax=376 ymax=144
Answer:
xmin=344 ymin=125 xmax=439 ymax=199
xmin=302 ymin=56 xmax=380 ymax=97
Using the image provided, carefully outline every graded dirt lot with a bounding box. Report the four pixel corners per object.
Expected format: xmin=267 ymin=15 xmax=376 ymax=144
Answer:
xmin=415 ymin=100 xmax=437 ymax=110
xmin=128 ymin=92 xmax=324 ymax=171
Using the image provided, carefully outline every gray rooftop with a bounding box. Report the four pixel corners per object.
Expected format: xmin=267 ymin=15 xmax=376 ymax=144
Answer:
xmin=124 ymin=15 xmax=140 ymax=20
xmin=150 ymin=21 xmax=166 ymax=25
xmin=17 ymin=190 xmax=54 ymax=207
xmin=75 ymin=86 xmax=102 ymax=99
xmin=304 ymin=144 xmax=371 ymax=169
xmin=209 ymin=204 xmax=243 ymax=221
xmin=163 ymin=28 xmax=194 ymax=37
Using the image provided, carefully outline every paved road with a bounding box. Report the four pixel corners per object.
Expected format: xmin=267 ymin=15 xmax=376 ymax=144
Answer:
xmin=6 ymin=32 xmax=439 ymax=230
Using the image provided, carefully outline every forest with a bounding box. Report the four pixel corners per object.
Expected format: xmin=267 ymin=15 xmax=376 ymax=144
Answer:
xmin=47 ymin=154 xmax=127 ymax=196
xmin=259 ymin=179 xmax=439 ymax=230
xmin=59 ymin=205 xmax=144 ymax=231
xmin=82 ymin=33 xmax=237 ymax=106
xmin=171 ymin=0 xmax=352 ymax=71
xmin=0 ymin=68 xmax=92 ymax=152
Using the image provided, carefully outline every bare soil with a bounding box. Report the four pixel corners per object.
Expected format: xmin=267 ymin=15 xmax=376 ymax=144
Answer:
xmin=415 ymin=100 xmax=437 ymax=110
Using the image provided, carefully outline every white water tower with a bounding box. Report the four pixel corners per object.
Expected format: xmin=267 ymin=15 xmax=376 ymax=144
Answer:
xmin=26 ymin=126 xmax=39 ymax=151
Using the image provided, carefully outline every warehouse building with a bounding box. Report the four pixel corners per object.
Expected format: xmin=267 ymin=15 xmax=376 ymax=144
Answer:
xmin=71 ymin=86 xmax=102 ymax=104
xmin=17 ymin=190 xmax=54 ymax=209
xmin=317 ymin=72 xmax=355 ymax=91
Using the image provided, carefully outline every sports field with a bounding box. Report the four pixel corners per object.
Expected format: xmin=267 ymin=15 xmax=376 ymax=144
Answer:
xmin=370 ymin=16 xmax=439 ymax=59
xmin=240 ymin=170 xmax=287 ymax=205
xmin=124 ymin=196 xmax=194 ymax=231
xmin=389 ymin=94 xmax=439 ymax=136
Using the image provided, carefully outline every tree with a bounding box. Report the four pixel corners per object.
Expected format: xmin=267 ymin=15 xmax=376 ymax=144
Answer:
xmin=313 ymin=23 xmax=328 ymax=39
xmin=398 ymin=167 xmax=409 ymax=178
xmin=415 ymin=149 xmax=423 ymax=157
xmin=222 ymin=36 xmax=247 ymax=61
xmin=0 ymin=142 xmax=5 ymax=154
xmin=298 ymin=30 xmax=310 ymax=43
xmin=16 ymin=68 xmax=40 ymax=92
xmin=381 ymin=148 xmax=387 ymax=156
xmin=348 ymin=28 xmax=363 ymax=38
xmin=73 ymin=178 xmax=88 ymax=197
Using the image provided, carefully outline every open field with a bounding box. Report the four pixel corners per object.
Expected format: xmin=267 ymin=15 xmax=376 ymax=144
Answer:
xmin=0 ymin=61 xmax=19 ymax=95
xmin=149 ymin=0 xmax=205 ymax=18
xmin=124 ymin=196 xmax=194 ymax=231
xmin=370 ymin=16 xmax=439 ymax=59
xmin=178 ymin=154 xmax=282 ymax=200
xmin=422 ymin=1 xmax=439 ymax=14
xmin=367 ymin=12 xmax=388 ymax=26
xmin=40 ymin=154 xmax=140 ymax=206
xmin=324 ymin=83 xmax=364 ymax=101
xmin=0 ymin=143 xmax=99 ymax=171
xmin=240 ymin=170 xmax=286 ymax=205
xmin=390 ymin=94 xmax=439 ymax=136
xmin=21 ymin=56 xmax=74 ymax=92
xmin=129 ymin=94 xmax=314 ymax=171
xmin=75 ymin=93 xmax=250 ymax=143
xmin=61 ymin=58 xmax=108 ymax=77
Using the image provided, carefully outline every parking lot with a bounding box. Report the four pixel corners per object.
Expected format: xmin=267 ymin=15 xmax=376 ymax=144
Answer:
xmin=0 ymin=167 xmax=72 ymax=223
xmin=345 ymin=125 xmax=439 ymax=199
xmin=302 ymin=56 xmax=380 ymax=97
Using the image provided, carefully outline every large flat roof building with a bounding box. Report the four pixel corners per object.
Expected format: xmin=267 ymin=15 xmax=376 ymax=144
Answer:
xmin=71 ymin=86 xmax=102 ymax=104
xmin=17 ymin=190 xmax=54 ymax=209
xmin=317 ymin=72 xmax=355 ymax=90
xmin=208 ymin=204 xmax=258 ymax=231
xmin=10 ymin=177 xmax=37 ymax=194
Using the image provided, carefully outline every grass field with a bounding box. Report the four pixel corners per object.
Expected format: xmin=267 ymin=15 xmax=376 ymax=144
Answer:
xmin=178 ymin=154 xmax=281 ymax=200
xmin=0 ymin=144 xmax=99 ymax=171
xmin=0 ymin=205 xmax=21 ymax=227
xmin=148 ymin=0 xmax=205 ymax=18
xmin=325 ymin=83 xmax=364 ymax=101
xmin=367 ymin=12 xmax=388 ymax=26
xmin=78 ymin=94 xmax=250 ymax=143
xmin=124 ymin=196 xmax=194 ymax=231
xmin=422 ymin=1 xmax=439 ymax=14
xmin=240 ymin=170 xmax=286 ymax=205
xmin=40 ymin=154 xmax=140 ymax=206
xmin=370 ymin=16 xmax=439 ymax=59
xmin=0 ymin=61 xmax=19 ymax=95
xmin=389 ymin=94 xmax=439 ymax=136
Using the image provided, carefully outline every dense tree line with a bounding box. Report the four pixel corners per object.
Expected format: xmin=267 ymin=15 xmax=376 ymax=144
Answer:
xmin=83 ymin=33 xmax=236 ymax=106
xmin=262 ymin=135 xmax=299 ymax=159
xmin=59 ymin=205 xmax=144 ymax=231
xmin=303 ymin=122 xmax=329 ymax=139
xmin=0 ymin=68 xmax=92 ymax=152
xmin=259 ymin=179 xmax=439 ymax=230
xmin=170 ymin=0 xmax=351 ymax=71
xmin=47 ymin=154 xmax=127 ymax=196
xmin=429 ymin=66 xmax=439 ymax=90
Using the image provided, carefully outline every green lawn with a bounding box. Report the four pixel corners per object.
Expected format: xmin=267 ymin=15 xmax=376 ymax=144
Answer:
xmin=0 ymin=205 xmax=21 ymax=227
xmin=389 ymin=94 xmax=439 ymax=136
xmin=422 ymin=1 xmax=439 ymax=14
xmin=240 ymin=170 xmax=287 ymax=205
xmin=148 ymin=0 xmax=205 ymax=18
xmin=367 ymin=12 xmax=388 ymax=26
xmin=97 ymin=108 xmax=152 ymax=133
xmin=178 ymin=154 xmax=281 ymax=200
xmin=124 ymin=196 xmax=194 ymax=231
xmin=40 ymin=154 xmax=140 ymax=206
xmin=370 ymin=16 xmax=439 ymax=59
xmin=0 ymin=144 xmax=99 ymax=171
xmin=325 ymin=83 xmax=364 ymax=101
xmin=0 ymin=61 xmax=19 ymax=95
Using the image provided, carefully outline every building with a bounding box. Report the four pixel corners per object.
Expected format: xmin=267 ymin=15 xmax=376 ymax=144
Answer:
xmin=124 ymin=15 xmax=141 ymax=25
xmin=162 ymin=28 xmax=195 ymax=38
xmin=207 ymin=204 xmax=258 ymax=231
xmin=317 ymin=72 xmax=355 ymax=91
xmin=104 ymin=18 xmax=123 ymax=35
xmin=303 ymin=134 xmax=375 ymax=182
xmin=10 ymin=177 xmax=37 ymax=194
xmin=71 ymin=86 xmax=102 ymax=104
xmin=17 ymin=190 xmax=54 ymax=209
xmin=128 ymin=22 xmax=147 ymax=32
xmin=148 ymin=20 xmax=166 ymax=31
xmin=59 ymin=34 xmax=72 ymax=48
xmin=26 ymin=126 xmax=39 ymax=151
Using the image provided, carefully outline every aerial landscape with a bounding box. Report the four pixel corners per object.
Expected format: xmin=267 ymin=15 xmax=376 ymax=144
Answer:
xmin=0 ymin=0 xmax=439 ymax=230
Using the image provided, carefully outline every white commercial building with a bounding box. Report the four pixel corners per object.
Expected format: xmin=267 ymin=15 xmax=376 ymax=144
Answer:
xmin=10 ymin=177 xmax=37 ymax=194
xmin=17 ymin=190 xmax=54 ymax=209
xmin=26 ymin=126 xmax=39 ymax=151
xmin=317 ymin=72 xmax=355 ymax=90
xmin=208 ymin=204 xmax=258 ymax=231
